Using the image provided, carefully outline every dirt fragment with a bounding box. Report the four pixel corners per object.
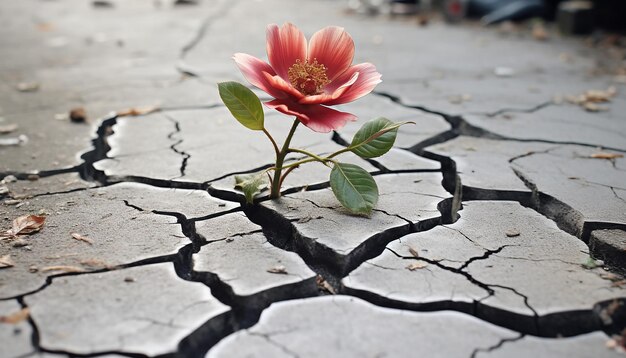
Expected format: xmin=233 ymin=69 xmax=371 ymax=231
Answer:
xmin=16 ymin=82 xmax=39 ymax=92
xmin=69 ymin=107 xmax=88 ymax=123
xmin=406 ymin=262 xmax=428 ymax=271
xmin=41 ymin=265 xmax=86 ymax=273
xmin=117 ymin=105 xmax=160 ymax=117
xmin=408 ymin=246 xmax=420 ymax=258
xmin=0 ymin=123 xmax=18 ymax=134
xmin=266 ymin=265 xmax=288 ymax=274
xmin=0 ymin=307 xmax=29 ymax=324
xmin=71 ymin=232 xmax=94 ymax=245
xmin=532 ymin=22 xmax=549 ymax=41
xmin=124 ymin=277 xmax=135 ymax=283
xmin=0 ymin=255 xmax=14 ymax=268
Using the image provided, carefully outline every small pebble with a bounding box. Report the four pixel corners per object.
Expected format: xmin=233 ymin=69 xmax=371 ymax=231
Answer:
xmin=12 ymin=239 xmax=28 ymax=247
xmin=69 ymin=107 xmax=88 ymax=123
xmin=28 ymin=265 xmax=38 ymax=273
xmin=505 ymin=229 xmax=520 ymax=237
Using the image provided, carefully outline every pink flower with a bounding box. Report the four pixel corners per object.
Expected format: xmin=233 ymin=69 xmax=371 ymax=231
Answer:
xmin=233 ymin=23 xmax=382 ymax=133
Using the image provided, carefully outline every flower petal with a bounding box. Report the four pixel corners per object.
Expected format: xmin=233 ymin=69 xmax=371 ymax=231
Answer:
xmin=325 ymin=63 xmax=382 ymax=105
xmin=266 ymin=23 xmax=307 ymax=81
xmin=233 ymin=53 xmax=286 ymax=99
xmin=265 ymin=99 xmax=357 ymax=133
xmin=308 ymin=26 xmax=354 ymax=81
xmin=262 ymin=72 xmax=305 ymax=100
xmin=299 ymin=71 xmax=359 ymax=105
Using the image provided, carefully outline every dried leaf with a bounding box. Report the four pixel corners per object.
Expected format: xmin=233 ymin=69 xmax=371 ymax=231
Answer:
xmin=79 ymin=258 xmax=114 ymax=270
xmin=583 ymin=102 xmax=608 ymax=112
xmin=0 ymin=124 xmax=18 ymax=134
xmin=0 ymin=255 xmax=15 ymax=269
xmin=406 ymin=262 xmax=428 ymax=271
xmin=408 ymin=247 xmax=420 ymax=258
xmin=117 ymin=105 xmax=160 ymax=117
xmin=316 ymin=275 xmax=336 ymax=294
xmin=1 ymin=215 xmax=46 ymax=240
xmin=41 ymin=265 xmax=86 ymax=273
xmin=590 ymin=152 xmax=624 ymax=160
xmin=71 ymin=233 xmax=94 ymax=245
xmin=584 ymin=87 xmax=616 ymax=103
xmin=0 ymin=308 xmax=29 ymax=324
xmin=266 ymin=265 xmax=287 ymax=274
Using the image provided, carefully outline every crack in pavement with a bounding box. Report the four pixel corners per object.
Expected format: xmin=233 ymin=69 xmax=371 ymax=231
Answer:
xmin=165 ymin=115 xmax=191 ymax=179
xmin=470 ymin=333 xmax=525 ymax=358
xmin=2 ymin=78 xmax=625 ymax=356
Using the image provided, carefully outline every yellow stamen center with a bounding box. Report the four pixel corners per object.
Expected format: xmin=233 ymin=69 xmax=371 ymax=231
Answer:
xmin=287 ymin=59 xmax=330 ymax=96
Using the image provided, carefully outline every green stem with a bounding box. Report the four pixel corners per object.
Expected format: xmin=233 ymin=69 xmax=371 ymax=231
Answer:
xmin=287 ymin=148 xmax=328 ymax=163
xmin=263 ymin=128 xmax=280 ymax=157
xmin=270 ymin=118 xmax=300 ymax=199
xmin=327 ymin=147 xmax=351 ymax=159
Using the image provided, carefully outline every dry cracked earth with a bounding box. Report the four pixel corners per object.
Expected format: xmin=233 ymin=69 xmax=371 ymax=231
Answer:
xmin=1 ymin=0 xmax=626 ymax=357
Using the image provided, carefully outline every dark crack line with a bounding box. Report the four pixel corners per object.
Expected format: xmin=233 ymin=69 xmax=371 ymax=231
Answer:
xmin=248 ymin=332 xmax=300 ymax=358
xmin=476 ymin=100 xmax=554 ymax=118
xmin=179 ymin=0 xmax=238 ymax=59
xmin=470 ymin=333 xmax=525 ymax=358
xmin=165 ymin=115 xmax=191 ymax=179
xmin=458 ymin=245 xmax=512 ymax=271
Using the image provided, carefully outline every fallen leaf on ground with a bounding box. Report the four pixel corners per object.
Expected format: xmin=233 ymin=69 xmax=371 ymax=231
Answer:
xmin=41 ymin=265 xmax=86 ymax=273
xmin=316 ymin=275 xmax=336 ymax=294
xmin=0 ymin=215 xmax=46 ymax=240
xmin=0 ymin=124 xmax=18 ymax=134
xmin=583 ymin=102 xmax=608 ymax=112
xmin=408 ymin=247 xmax=420 ymax=258
xmin=116 ymin=105 xmax=160 ymax=117
xmin=406 ymin=262 xmax=428 ymax=271
xmin=71 ymin=233 xmax=94 ymax=245
xmin=590 ymin=152 xmax=624 ymax=160
xmin=0 ymin=307 xmax=29 ymax=324
xmin=0 ymin=255 xmax=15 ymax=268
xmin=567 ymin=87 xmax=617 ymax=112
xmin=79 ymin=258 xmax=114 ymax=270
xmin=266 ymin=265 xmax=288 ymax=274
xmin=505 ymin=229 xmax=521 ymax=237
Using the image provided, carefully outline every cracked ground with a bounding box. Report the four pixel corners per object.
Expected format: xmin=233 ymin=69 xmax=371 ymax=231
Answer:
xmin=1 ymin=0 xmax=626 ymax=357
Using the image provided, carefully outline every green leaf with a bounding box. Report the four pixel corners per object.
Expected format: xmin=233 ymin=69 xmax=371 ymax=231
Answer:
xmin=218 ymin=81 xmax=264 ymax=130
xmin=330 ymin=163 xmax=378 ymax=215
xmin=349 ymin=117 xmax=413 ymax=158
xmin=234 ymin=173 xmax=267 ymax=203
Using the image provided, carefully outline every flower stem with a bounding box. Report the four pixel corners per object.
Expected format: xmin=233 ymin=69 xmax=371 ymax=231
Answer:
xmin=263 ymin=128 xmax=280 ymax=157
xmin=287 ymin=148 xmax=328 ymax=163
xmin=270 ymin=118 xmax=300 ymax=199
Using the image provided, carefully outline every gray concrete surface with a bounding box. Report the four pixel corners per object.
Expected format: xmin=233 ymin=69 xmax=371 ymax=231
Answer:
xmin=1 ymin=0 xmax=625 ymax=357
